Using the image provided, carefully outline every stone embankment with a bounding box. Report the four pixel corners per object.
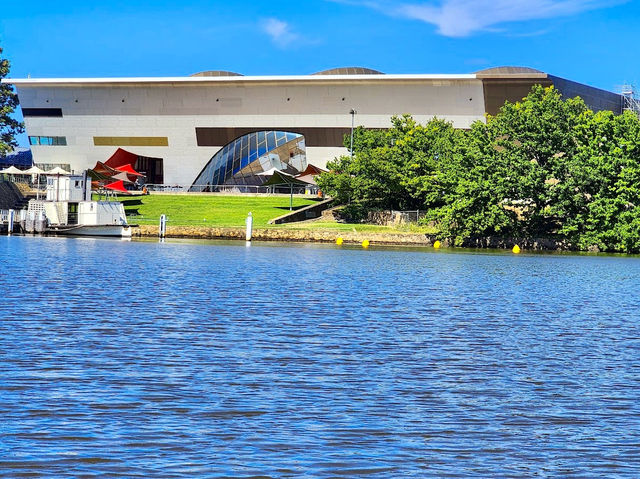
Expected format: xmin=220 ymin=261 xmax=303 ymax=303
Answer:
xmin=133 ymin=225 xmax=583 ymax=251
xmin=460 ymin=236 xmax=574 ymax=251
xmin=133 ymin=225 xmax=434 ymax=245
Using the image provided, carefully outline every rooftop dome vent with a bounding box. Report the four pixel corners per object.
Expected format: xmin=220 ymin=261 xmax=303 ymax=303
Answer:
xmin=190 ymin=70 xmax=244 ymax=77
xmin=475 ymin=66 xmax=546 ymax=77
xmin=312 ymin=67 xmax=384 ymax=76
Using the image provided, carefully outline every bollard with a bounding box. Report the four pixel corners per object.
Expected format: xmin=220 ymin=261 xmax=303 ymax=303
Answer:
xmin=7 ymin=209 xmax=15 ymax=235
xmin=35 ymin=211 xmax=47 ymax=233
xmin=26 ymin=210 xmax=35 ymax=234
xmin=245 ymin=212 xmax=253 ymax=241
xmin=159 ymin=214 xmax=167 ymax=238
xmin=18 ymin=210 xmax=26 ymax=234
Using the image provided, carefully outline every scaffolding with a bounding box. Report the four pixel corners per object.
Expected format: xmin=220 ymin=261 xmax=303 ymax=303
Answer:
xmin=620 ymin=84 xmax=640 ymax=117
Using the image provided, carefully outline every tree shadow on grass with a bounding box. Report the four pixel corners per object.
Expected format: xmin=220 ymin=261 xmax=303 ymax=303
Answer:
xmin=121 ymin=199 xmax=143 ymax=206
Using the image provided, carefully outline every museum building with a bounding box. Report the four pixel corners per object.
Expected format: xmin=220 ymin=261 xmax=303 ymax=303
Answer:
xmin=3 ymin=66 xmax=623 ymax=188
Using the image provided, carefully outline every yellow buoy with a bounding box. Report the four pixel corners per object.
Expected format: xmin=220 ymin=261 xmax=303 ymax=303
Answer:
xmin=512 ymin=244 xmax=521 ymax=254
xmin=433 ymin=240 xmax=441 ymax=249
xmin=336 ymin=237 xmax=343 ymax=246
xmin=362 ymin=239 xmax=370 ymax=248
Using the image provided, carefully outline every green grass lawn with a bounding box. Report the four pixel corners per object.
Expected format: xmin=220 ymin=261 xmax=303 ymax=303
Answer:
xmin=109 ymin=193 xmax=437 ymax=234
xmin=114 ymin=194 xmax=318 ymax=227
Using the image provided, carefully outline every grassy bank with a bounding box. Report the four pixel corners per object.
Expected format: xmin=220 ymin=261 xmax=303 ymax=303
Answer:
xmin=116 ymin=194 xmax=318 ymax=227
xmin=114 ymin=193 xmax=435 ymax=234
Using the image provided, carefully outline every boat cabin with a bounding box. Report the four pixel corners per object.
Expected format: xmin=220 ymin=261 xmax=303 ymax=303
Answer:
xmin=46 ymin=174 xmax=91 ymax=202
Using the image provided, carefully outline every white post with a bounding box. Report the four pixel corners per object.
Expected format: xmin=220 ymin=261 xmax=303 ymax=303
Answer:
xmin=245 ymin=212 xmax=253 ymax=241
xmin=159 ymin=214 xmax=167 ymax=238
xmin=36 ymin=211 xmax=46 ymax=233
xmin=350 ymin=108 xmax=357 ymax=160
xmin=19 ymin=209 xmax=26 ymax=232
xmin=7 ymin=209 xmax=14 ymax=235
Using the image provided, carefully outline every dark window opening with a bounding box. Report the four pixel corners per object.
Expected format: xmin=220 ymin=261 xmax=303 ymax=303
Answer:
xmin=22 ymin=108 xmax=63 ymax=117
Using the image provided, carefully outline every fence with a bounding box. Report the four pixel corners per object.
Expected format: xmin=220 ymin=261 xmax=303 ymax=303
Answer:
xmin=148 ymin=184 xmax=317 ymax=195
xmin=367 ymin=209 xmax=428 ymax=226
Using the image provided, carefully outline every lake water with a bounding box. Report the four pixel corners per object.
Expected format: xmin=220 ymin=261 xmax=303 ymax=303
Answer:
xmin=2 ymin=235 xmax=640 ymax=477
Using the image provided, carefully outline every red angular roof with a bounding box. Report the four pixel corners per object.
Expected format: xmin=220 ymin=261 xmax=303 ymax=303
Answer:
xmin=104 ymin=179 xmax=130 ymax=194
xmin=115 ymin=163 xmax=144 ymax=177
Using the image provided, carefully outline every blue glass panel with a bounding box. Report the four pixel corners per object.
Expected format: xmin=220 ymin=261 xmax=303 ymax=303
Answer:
xmin=189 ymin=130 xmax=308 ymax=190
xmin=266 ymin=131 xmax=275 ymax=150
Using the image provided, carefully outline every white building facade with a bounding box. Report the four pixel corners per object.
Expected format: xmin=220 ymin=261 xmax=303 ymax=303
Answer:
xmin=4 ymin=67 xmax=622 ymax=187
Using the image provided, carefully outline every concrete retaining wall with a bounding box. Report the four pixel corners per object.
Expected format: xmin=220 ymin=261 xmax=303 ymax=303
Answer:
xmin=133 ymin=225 xmax=580 ymax=251
xmin=134 ymin=224 xmax=433 ymax=245
xmin=269 ymin=199 xmax=334 ymax=224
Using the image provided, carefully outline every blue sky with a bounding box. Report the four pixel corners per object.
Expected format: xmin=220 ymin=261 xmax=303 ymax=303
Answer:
xmin=2 ymin=0 xmax=640 ymax=147
xmin=2 ymin=0 xmax=639 ymax=90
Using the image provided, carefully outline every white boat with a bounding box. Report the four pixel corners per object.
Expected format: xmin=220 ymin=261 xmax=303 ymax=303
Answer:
xmin=26 ymin=172 xmax=132 ymax=237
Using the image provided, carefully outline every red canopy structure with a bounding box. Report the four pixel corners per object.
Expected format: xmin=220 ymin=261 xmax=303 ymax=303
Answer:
xmin=295 ymin=164 xmax=326 ymax=186
xmin=104 ymin=179 xmax=130 ymax=194
xmin=92 ymin=160 xmax=121 ymax=177
xmin=115 ymin=164 xmax=144 ymax=177
xmin=104 ymin=148 xmax=163 ymax=184
xmin=105 ymin=148 xmax=138 ymax=169
xmin=296 ymin=164 xmax=326 ymax=177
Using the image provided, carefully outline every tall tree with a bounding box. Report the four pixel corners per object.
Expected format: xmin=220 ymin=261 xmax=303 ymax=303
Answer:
xmin=317 ymin=85 xmax=640 ymax=252
xmin=317 ymin=115 xmax=462 ymax=215
xmin=566 ymin=109 xmax=640 ymax=251
xmin=0 ymin=44 xmax=24 ymax=157
xmin=429 ymin=85 xmax=590 ymax=243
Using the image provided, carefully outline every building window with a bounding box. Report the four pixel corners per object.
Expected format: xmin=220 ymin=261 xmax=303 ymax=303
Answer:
xmin=22 ymin=108 xmax=63 ymax=117
xmin=29 ymin=136 xmax=67 ymax=146
xmin=189 ymin=130 xmax=306 ymax=190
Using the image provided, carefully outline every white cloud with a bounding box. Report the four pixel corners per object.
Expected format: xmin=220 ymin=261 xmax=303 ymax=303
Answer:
xmin=261 ymin=18 xmax=300 ymax=47
xmin=334 ymin=0 xmax=625 ymax=37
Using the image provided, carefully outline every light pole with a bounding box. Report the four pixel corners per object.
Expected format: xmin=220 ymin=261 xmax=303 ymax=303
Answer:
xmin=350 ymin=108 xmax=357 ymax=160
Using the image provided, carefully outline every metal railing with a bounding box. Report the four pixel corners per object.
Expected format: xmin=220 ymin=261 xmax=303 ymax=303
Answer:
xmin=393 ymin=210 xmax=428 ymax=223
xmin=367 ymin=209 xmax=428 ymax=225
xmin=145 ymin=184 xmax=187 ymax=192
xmin=148 ymin=184 xmax=317 ymax=195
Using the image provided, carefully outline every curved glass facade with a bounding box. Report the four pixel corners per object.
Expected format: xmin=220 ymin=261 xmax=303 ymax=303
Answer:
xmin=189 ymin=131 xmax=306 ymax=191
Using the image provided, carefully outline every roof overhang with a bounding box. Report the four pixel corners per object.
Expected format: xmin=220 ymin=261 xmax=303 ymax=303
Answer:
xmin=2 ymin=73 xmax=478 ymax=87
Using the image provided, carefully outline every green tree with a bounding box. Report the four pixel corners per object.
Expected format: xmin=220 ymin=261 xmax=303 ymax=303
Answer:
xmin=428 ymin=85 xmax=590 ymax=243
xmin=566 ymin=110 xmax=640 ymax=251
xmin=0 ymin=44 xmax=23 ymax=157
xmin=318 ymin=85 xmax=640 ymax=252
xmin=317 ymin=116 xmax=411 ymax=214
xmin=481 ymin=85 xmax=588 ymax=236
xmin=317 ymin=115 xmax=461 ymax=215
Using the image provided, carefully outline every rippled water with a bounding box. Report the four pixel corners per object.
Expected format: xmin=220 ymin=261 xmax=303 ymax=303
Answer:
xmin=2 ymin=236 xmax=640 ymax=477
